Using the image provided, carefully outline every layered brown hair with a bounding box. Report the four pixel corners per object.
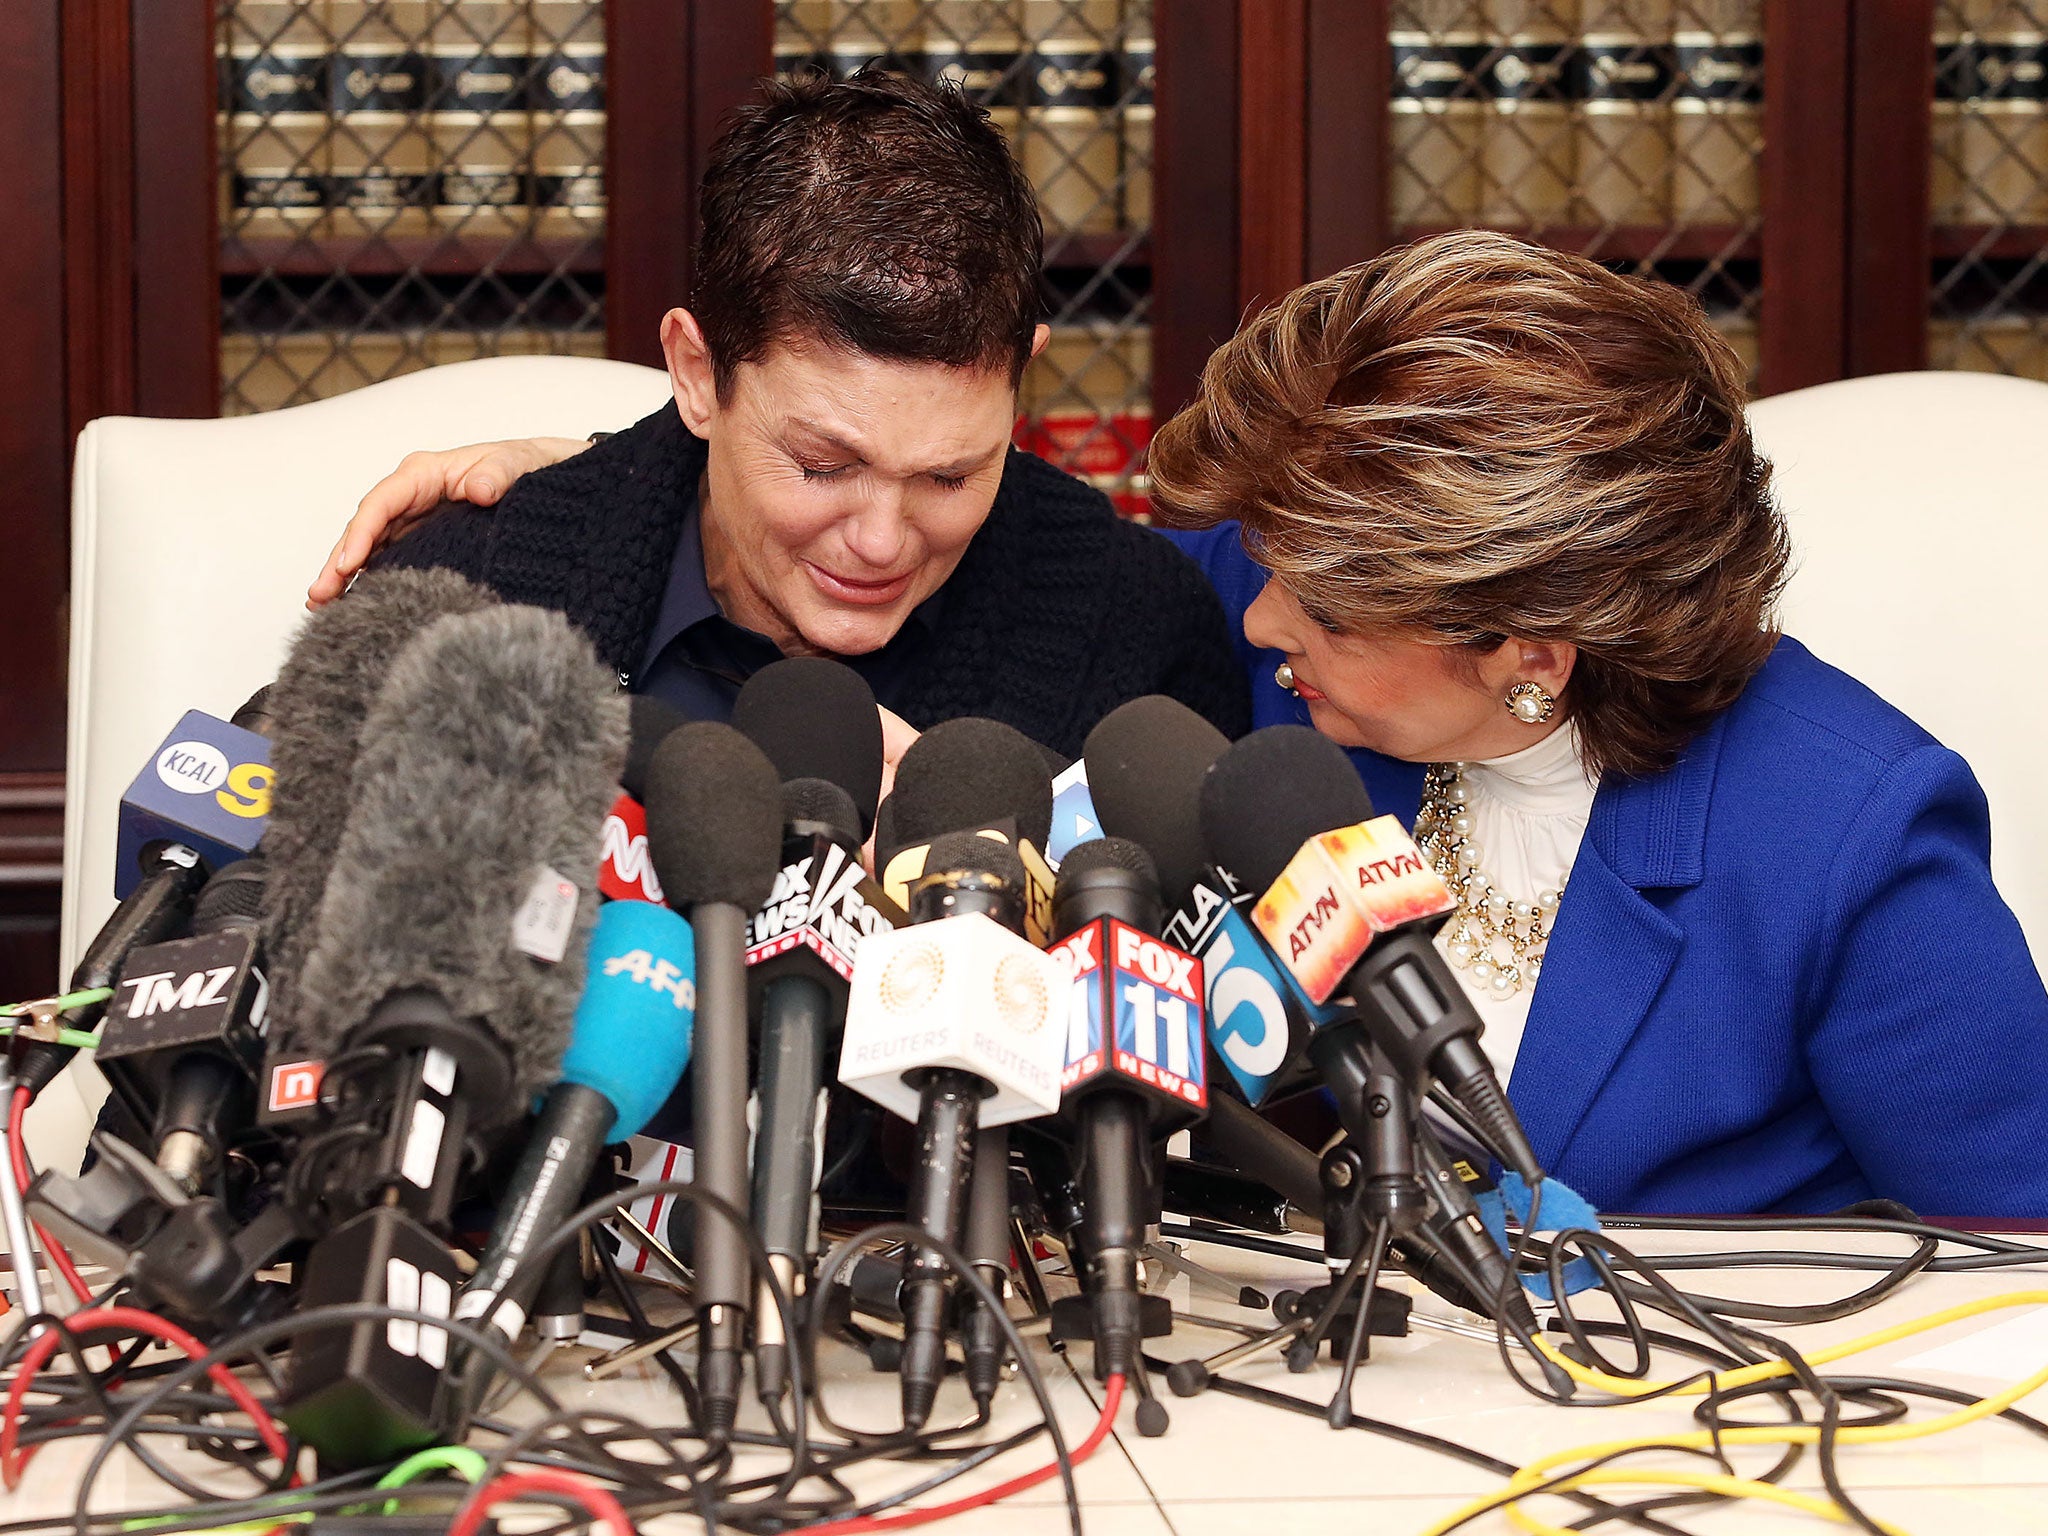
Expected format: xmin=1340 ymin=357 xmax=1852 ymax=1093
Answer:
xmin=1148 ymin=231 xmax=1789 ymax=778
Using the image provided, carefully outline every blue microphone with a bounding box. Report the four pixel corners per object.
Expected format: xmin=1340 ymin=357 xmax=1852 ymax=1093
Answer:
xmin=1083 ymin=697 xmax=1341 ymax=1109
xmin=115 ymin=710 xmax=272 ymax=898
xmin=455 ymin=898 xmax=697 ymax=1346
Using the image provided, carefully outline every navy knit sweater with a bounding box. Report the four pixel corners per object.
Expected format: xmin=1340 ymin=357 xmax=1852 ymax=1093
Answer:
xmin=374 ymin=404 xmax=1250 ymax=756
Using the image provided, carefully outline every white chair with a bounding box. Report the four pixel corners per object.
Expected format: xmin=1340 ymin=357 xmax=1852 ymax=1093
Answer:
xmin=48 ymin=355 xmax=672 ymax=1169
xmin=1749 ymin=370 xmax=2048 ymax=969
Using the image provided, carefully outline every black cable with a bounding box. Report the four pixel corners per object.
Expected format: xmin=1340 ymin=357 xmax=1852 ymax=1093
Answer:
xmin=1157 ymin=1356 xmax=1715 ymax=1536
xmin=809 ymin=1220 xmax=1084 ymax=1536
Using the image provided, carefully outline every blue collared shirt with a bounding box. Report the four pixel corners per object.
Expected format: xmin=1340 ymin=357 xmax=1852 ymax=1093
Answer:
xmin=633 ymin=490 xmax=946 ymax=722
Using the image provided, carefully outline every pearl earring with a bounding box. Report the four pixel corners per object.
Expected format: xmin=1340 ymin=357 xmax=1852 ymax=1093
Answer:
xmin=1275 ymin=662 xmax=1298 ymax=695
xmin=1504 ymin=680 xmax=1555 ymax=725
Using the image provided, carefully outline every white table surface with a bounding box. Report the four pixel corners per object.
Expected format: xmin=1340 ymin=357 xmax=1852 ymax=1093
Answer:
xmin=9 ymin=1224 xmax=2048 ymax=1533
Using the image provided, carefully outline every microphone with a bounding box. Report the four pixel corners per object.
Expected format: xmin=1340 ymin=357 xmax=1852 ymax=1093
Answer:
xmin=11 ymin=681 xmax=281 ymax=1101
xmin=838 ymin=830 xmax=1068 ymax=1429
xmin=98 ymin=858 xmax=270 ymax=1195
xmin=733 ymin=656 xmax=884 ymax=838
xmin=598 ymin=696 xmax=690 ymax=905
xmin=879 ymin=717 xmax=1059 ymax=943
xmin=642 ymin=720 xmax=784 ymax=1444
xmin=30 ymin=858 xmax=304 ymax=1333
xmin=1047 ymin=837 xmax=1206 ymax=1385
xmin=277 ymin=601 xmax=626 ymax=1469
xmin=261 ymin=568 xmax=498 ymax=1038
xmin=1083 ymin=697 xmax=1340 ymax=1110
xmin=455 ymin=898 xmax=696 ymax=1377
xmin=733 ymin=656 xmax=900 ymax=1410
xmin=113 ymin=709 xmax=272 ymax=899
xmin=1200 ymin=726 xmax=1541 ymax=1184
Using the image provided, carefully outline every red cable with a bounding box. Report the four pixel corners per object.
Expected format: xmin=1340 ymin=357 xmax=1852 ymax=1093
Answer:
xmin=802 ymin=1374 xmax=1126 ymax=1534
xmin=446 ymin=1468 xmax=635 ymax=1536
xmin=1 ymin=1304 xmax=296 ymax=1491
xmin=8 ymin=1086 xmax=93 ymax=1306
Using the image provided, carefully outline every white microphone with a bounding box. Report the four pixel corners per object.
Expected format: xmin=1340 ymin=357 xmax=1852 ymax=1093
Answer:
xmin=835 ymin=832 xmax=1067 ymax=1428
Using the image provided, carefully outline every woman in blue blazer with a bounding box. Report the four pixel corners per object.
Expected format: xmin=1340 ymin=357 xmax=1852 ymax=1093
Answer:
xmin=1150 ymin=232 xmax=2048 ymax=1217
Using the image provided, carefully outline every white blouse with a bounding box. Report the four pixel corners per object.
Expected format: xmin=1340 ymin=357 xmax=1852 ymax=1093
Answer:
xmin=1432 ymin=722 xmax=1599 ymax=1081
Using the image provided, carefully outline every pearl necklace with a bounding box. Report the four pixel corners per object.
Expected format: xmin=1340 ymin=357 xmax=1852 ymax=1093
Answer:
xmin=1414 ymin=761 xmax=1564 ymax=999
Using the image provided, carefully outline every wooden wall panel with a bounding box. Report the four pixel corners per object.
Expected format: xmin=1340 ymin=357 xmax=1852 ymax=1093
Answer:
xmin=1305 ymin=0 xmax=1387 ymax=280
xmin=130 ymin=0 xmax=214 ymax=418
xmin=1154 ymin=0 xmax=1242 ymax=424
xmin=1238 ymin=0 xmax=1306 ymax=317
xmin=1759 ymin=0 xmax=1852 ymax=396
xmin=607 ymin=1 xmax=696 ymax=366
xmin=1846 ymin=0 xmax=1935 ymax=377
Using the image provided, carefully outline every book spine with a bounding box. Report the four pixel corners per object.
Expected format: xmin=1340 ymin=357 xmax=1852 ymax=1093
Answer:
xmin=430 ymin=0 xmax=531 ymax=244
xmin=1388 ymin=9 xmax=1488 ymax=227
xmin=329 ymin=0 xmax=435 ymax=243
xmin=531 ymin=0 xmax=606 ymax=245
xmin=1669 ymin=0 xmax=1762 ymax=224
xmin=1480 ymin=0 xmax=1575 ymax=226
xmin=221 ymin=1 xmax=329 ymax=249
xmin=1575 ymin=1 xmax=1674 ymax=226
xmin=1122 ymin=20 xmax=1154 ymax=234
xmin=1023 ymin=2 xmax=1123 ymax=237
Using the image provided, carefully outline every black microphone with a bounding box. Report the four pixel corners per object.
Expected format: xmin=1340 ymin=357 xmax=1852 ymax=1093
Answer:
xmin=30 ymin=858 xmax=301 ymax=1333
xmin=733 ymin=656 xmax=884 ymax=838
xmin=733 ymin=657 xmax=894 ymax=1408
xmin=1047 ymin=838 xmax=1207 ymax=1387
xmin=643 ymin=720 xmax=783 ymax=1444
xmin=744 ymin=770 xmax=904 ymax=1409
xmin=838 ymin=830 xmax=1066 ymax=1429
xmin=878 ymin=716 xmax=1058 ymax=942
xmin=1200 ymin=726 xmax=1543 ymax=1185
xmin=260 ymin=568 xmax=498 ymax=1040
xmin=97 ymin=858 xmax=270 ymax=1195
xmin=277 ymin=601 xmax=625 ymax=1469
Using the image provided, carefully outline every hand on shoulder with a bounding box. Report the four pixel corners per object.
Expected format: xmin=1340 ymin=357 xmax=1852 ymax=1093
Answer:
xmin=304 ymin=435 xmax=591 ymax=608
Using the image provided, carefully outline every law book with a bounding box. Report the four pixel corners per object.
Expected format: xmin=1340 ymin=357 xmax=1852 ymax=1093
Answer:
xmin=530 ymin=0 xmax=605 ymax=245
xmin=1480 ymin=0 xmax=1574 ymax=227
xmin=1575 ymin=0 xmax=1673 ymax=227
xmin=1669 ymin=0 xmax=1763 ymax=224
xmin=1389 ymin=1 xmax=1487 ymax=228
xmin=1948 ymin=5 xmax=2048 ymax=227
xmin=328 ymin=1 xmax=434 ymax=244
xmin=1022 ymin=1 xmax=1124 ymax=237
xmin=1121 ymin=17 xmax=1154 ymax=233
xmin=430 ymin=0 xmax=531 ymax=244
xmin=220 ymin=0 xmax=328 ymax=249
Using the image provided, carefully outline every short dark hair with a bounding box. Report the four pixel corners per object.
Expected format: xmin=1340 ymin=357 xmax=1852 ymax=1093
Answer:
xmin=693 ymin=69 xmax=1044 ymax=397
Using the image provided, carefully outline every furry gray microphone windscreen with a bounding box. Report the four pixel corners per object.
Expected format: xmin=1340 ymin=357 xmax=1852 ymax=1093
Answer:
xmin=260 ymin=568 xmax=499 ymax=1034
xmin=288 ymin=602 xmax=628 ymax=1114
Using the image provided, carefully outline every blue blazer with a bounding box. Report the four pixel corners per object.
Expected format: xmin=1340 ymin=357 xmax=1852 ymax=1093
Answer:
xmin=1163 ymin=525 xmax=2048 ymax=1217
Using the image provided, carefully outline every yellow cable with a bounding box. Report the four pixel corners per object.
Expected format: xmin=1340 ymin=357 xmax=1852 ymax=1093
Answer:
xmin=1414 ymin=1466 xmax=1912 ymax=1536
xmin=1410 ymin=1289 xmax=2048 ymax=1536
xmin=1533 ymin=1288 xmax=2048 ymax=1399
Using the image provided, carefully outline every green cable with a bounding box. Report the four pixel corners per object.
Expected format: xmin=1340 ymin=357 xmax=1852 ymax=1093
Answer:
xmin=0 ymin=1024 xmax=101 ymax=1050
xmin=115 ymin=1449 xmax=487 ymax=1533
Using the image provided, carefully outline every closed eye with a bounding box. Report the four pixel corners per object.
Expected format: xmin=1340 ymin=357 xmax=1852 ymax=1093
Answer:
xmin=799 ymin=463 xmax=852 ymax=482
xmin=931 ymin=472 xmax=970 ymax=490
